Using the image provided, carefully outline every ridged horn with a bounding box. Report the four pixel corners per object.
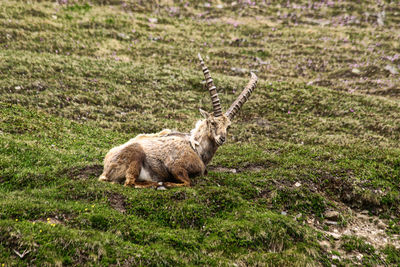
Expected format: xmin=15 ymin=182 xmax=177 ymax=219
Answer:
xmin=225 ymin=72 xmax=258 ymax=120
xmin=198 ymin=53 xmax=223 ymax=117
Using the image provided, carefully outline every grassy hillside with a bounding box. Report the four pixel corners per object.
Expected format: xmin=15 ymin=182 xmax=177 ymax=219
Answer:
xmin=1 ymin=0 xmax=400 ymax=265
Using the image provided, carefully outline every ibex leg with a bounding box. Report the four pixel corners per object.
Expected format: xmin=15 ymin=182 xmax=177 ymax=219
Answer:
xmin=134 ymin=181 xmax=159 ymax=188
xmin=124 ymin=161 xmax=141 ymax=187
xmin=163 ymin=167 xmax=191 ymax=188
xmin=124 ymin=161 xmax=159 ymax=188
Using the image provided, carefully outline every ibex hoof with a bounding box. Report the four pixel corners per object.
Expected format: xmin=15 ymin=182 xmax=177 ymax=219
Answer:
xmin=98 ymin=175 xmax=108 ymax=182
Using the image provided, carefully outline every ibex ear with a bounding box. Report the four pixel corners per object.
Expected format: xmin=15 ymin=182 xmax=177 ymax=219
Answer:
xmin=199 ymin=108 xmax=211 ymax=119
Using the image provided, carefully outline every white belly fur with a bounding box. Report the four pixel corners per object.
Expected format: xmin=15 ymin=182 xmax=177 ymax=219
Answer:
xmin=138 ymin=167 xmax=154 ymax=182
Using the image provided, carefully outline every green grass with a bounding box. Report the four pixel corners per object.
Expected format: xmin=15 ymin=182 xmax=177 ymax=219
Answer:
xmin=1 ymin=0 xmax=400 ymax=265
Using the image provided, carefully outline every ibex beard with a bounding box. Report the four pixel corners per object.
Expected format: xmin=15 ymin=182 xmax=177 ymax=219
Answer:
xmin=99 ymin=54 xmax=258 ymax=189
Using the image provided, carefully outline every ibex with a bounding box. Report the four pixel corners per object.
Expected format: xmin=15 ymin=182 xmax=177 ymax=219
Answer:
xmin=99 ymin=54 xmax=258 ymax=189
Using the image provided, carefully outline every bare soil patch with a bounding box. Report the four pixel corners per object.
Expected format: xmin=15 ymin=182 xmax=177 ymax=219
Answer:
xmin=32 ymin=214 xmax=73 ymax=225
xmin=64 ymin=164 xmax=103 ymax=180
xmin=107 ymin=192 xmax=127 ymax=213
xmin=315 ymin=208 xmax=400 ymax=263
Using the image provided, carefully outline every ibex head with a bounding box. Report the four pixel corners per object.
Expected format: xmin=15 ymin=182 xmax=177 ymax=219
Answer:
xmin=198 ymin=53 xmax=258 ymax=147
xmin=199 ymin=108 xmax=231 ymax=146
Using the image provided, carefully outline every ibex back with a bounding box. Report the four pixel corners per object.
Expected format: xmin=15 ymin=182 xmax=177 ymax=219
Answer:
xmin=99 ymin=54 xmax=258 ymax=189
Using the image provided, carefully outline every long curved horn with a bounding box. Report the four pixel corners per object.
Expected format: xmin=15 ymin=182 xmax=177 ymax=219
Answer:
xmin=225 ymin=72 xmax=258 ymax=120
xmin=198 ymin=53 xmax=223 ymax=117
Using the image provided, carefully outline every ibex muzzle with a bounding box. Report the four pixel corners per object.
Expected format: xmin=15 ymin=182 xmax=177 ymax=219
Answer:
xmin=99 ymin=54 xmax=258 ymax=188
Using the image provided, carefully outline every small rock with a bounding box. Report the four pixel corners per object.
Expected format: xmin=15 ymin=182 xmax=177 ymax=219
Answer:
xmin=319 ymin=240 xmax=331 ymax=248
xmin=377 ymin=11 xmax=385 ymax=26
xmin=356 ymin=253 xmax=363 ymax=261
xmin=330 ymin=233 xmax=341 ymax=240
xmin=117 ymin=33 xmax=130 ymax=40
xmin=351 ymin=68 xmax=361 ymax=74
xmin=384 ymin=65 xmax=398 ymax=75
xmin=332 ymin=255 xmax=340 ymax=260
xmin=281 ymin=211 xmax=287 ymax=216
xmin=255 ymin=57 xmax=268 ymax=65
xmin=14 ymin=86 xmax=21 ymax=90
xmin=148 ymin=36 xmax=161 ymax=41
xmin=148 ymin=18 xmax=158 ymax=23
xmin=343 ymin=229 xmax=351 ymax=235
xmin=231 ymin=67 xmax=248 ymax=74
xmin=324 ymin=210 xmax=340 ymax=221
xmin=357 ymin=214 xmax=369 ymax=221
xmin=230 ymin=169 xmax=237 ymax=173
xmin=377 ymin=220 xmax=386 ymax=230
xmin=325 ymin=220 xmax=338 ymax=226
xmin=294 ymin=182 xmax=301 ymax=187
xmin=157 ymin=186 xmax=167 ymax=191
xmin=318 ymin=20 xmax=331 ymax=26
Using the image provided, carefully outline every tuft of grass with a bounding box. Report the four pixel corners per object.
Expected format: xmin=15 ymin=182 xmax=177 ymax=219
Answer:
xmin=383 ymin=245 xmax=400 ymax=265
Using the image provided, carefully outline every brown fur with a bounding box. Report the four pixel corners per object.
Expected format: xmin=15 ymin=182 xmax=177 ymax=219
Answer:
xmin=99 ymin=111 xmax=231 ymax=188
